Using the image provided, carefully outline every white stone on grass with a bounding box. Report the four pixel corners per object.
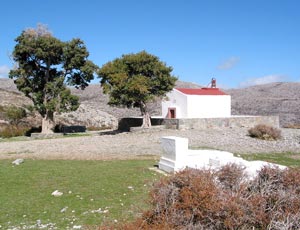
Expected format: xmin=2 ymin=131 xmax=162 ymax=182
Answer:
xmin=12 ymin=159 xmax=24 ymax=165
xmin=83 ymin=207 xmax=110 ymax=215
xmin=51 ymin=190 xmax=63 ymax=197
xmin=60 ymin=207 xmax=68 ymax=213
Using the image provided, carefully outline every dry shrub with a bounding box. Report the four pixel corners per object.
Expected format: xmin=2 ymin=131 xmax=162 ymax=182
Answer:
xmin=284 ymin=124 xmax=300 ymax=129
xmin=87 ymin=125 xmax=112 ymax=131
xmin=0 ymin=125 xmax=29 ymax=138
xmin=217 ymin=163 xmax=246 ymax=191
xmin=4 ymin=106 xmax=27 ymax=125
xmin=109 ymin=165 xmax=300 ymax=230
xmin=248 ymin=124 xmax=282 ymax=140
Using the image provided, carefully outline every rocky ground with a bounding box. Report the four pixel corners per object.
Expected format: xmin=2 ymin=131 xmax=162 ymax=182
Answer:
xmin=226 ymin=82 xmax=300 ymax=127
xmin=0 ymin=127 xmax=299 ymax=161
xmin=1 ymin=78 xmax=300 ymax=161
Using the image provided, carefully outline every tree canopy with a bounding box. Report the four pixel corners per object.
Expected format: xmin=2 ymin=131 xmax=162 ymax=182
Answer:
xmin=9 ymin=24 xmax=98 ymax=133
xmin=98 ymin=51 xmax=177 ymax=127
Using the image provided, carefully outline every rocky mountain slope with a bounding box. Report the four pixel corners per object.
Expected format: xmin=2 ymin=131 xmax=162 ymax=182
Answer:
xmin=226 ymin=82 xmax=300 ymax=127
xmin=1 ymin=78 xmax=299 ymax=127
xmin=69 ymin=80 xmax=201 ymax=119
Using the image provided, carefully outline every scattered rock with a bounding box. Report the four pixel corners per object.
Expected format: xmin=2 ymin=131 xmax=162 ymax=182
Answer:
xmin=227 ymin=82 xmax=300 ymax=126
xmin=12 ymin=159 xmax=24 ymax=165
xmin=51 ymin=190 xmax=63 ymax=197
xmin=55 ymin=104 xmax=118 ymax=130
xmin=73 ymin=225 xmax=82 ymax=229
xmin=60 ymin=207 xmax=68 ymax=213
xmin=83 ymin=208 xmax=109 ymax=215
xmin=1 ymin=127 xmax=299 ymax=161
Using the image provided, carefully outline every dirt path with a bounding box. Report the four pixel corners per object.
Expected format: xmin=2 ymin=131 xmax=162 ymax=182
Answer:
xmin=0 ymin=128 xmax=299 ymax=160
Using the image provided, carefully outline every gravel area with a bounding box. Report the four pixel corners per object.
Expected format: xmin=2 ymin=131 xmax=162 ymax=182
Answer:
xmin=0 ymin=128 xmax=299 ymax=160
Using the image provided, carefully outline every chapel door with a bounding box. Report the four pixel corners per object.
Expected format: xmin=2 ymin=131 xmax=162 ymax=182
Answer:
xmin=168 ymin=108 xmax=176 ymax=118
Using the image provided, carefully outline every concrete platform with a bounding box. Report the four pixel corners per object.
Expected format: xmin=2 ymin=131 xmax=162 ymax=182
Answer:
xmin=159 ymin=136 xmax=286 ymax=179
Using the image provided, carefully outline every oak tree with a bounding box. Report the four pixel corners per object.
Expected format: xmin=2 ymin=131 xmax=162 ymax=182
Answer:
xmin=9 ymin=24 xmax=98 ymax=133
xmin=98 ymin=51 xmax=177 ymax=128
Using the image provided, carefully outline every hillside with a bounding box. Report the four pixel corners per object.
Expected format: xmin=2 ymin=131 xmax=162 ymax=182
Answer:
xmin=226 ymin=82 xmax=300 ymax=127
xmin=70 ymin=80 xmax=201 ymax=119
xmin=1 ymin=78 xmax=299 ymax=127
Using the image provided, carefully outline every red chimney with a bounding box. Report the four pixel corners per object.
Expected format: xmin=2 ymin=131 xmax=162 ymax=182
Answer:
xmin=211 ymin=78 xmax=216 ymax=88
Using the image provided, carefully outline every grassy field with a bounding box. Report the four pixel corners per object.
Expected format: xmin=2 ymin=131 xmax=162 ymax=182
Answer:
xmin=0 ymin=159 xmax=161 ymax=229
xmin=0 ymin=132 xmax=92 ymax=143
xmin=241 ymin=152 xmax=300 ymax=168
xmin=1 ymin=152 xmax=300 ymax=229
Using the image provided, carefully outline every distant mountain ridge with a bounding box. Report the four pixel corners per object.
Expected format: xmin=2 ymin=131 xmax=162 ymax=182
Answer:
xmin=226 ymin=82 xmax=300 ymax=127
xmin=0 ymin=78 xmax=299 ymax=127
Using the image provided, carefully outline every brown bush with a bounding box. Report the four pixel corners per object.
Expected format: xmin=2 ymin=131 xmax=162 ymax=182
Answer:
xmin=248 ymin=124 xmax=282 ymax=140
xmin=284 ymin=124 xmax=300 ymax=129
xmin=0 ymin=125 xmax=29 ymax=138
xmin=108 ymin=165 xmax=300 ymax=230
xmin=216 ymin=163 xmax=246 ymax=192
xmin=87 ymin=125 xmax=112 ymax=131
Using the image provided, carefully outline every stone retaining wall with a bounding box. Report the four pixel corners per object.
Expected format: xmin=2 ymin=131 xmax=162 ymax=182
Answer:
xmin=163 ymin=116 xmax=280 ymax=130
xmin=119 ymin=116 xmax=279 ymax=131
xmin=31 ymin=133 xmax=64 ymax=139
xmin=118 ymin=117 xmax=164 ymax=131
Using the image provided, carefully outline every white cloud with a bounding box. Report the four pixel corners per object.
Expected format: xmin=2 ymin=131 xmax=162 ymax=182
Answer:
xmin=217 ymin=57 xmax=240 ymax=70
xmin=0 ymin=65 xmax=10 ymax=78
xmin=239 ymin=74 xmax=286 ymax=88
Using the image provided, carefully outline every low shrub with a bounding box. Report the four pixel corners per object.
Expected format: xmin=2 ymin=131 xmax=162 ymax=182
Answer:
xmin=284 ymin=124 xmax=300 ymax=129
xmin=248 ymin=124 xmax=281 ymax=140
xmin=109 ymin=165 xmax=300 ymax=230
xmin=0 ymin=105 xmax=9 ymax=120
xmin=23 ymin=104 xmax=35 ymax=114
xmin=0 ymin=125 xmax=29 ymax=138
xmin=4 ymin=105 xmax=27 ymax=125
xmin=0 ymin=105 xmax=27 ymax=126
xmin=87 ymin=125 xmax=113 ymax=131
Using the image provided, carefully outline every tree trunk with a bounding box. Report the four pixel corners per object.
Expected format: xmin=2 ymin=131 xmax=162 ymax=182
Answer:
xmin=41 ymin=61 xmax=55 ymax=134
xmin=140 ymin=102 xmax=151 ymax=128
xmin=41 ymin=111 xmax=55 ymax=133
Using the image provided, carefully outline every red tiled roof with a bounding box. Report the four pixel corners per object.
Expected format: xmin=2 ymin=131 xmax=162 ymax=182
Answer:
xmin=175 ymin=88 xmax=227 ymax=95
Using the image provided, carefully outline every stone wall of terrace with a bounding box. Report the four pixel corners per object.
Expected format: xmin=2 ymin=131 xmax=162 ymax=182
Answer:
xmin=163 ymin=116 xmax=279 ymax=130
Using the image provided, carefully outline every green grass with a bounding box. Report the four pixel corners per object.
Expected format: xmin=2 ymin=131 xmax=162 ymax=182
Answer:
xmin=62 ymin=133 xmax=91 ymax=138
xmin=0 ymin=159 xmax=161 ymax=229
xmin=0 ymin=132 xmax=91 ymax=143
xmin=240 ymin=152 xmax=300 ymax=168
xmin=0 ymin=135 xmax=30 ymax=142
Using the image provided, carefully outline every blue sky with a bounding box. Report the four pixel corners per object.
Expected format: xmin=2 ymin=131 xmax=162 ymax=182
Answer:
xmin=1 ymin=0 xmax=299 ymax=88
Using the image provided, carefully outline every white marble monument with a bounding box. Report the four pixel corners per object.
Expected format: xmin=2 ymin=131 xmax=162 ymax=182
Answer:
xmin=159 ymin=136 xmax=286 ymax=178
